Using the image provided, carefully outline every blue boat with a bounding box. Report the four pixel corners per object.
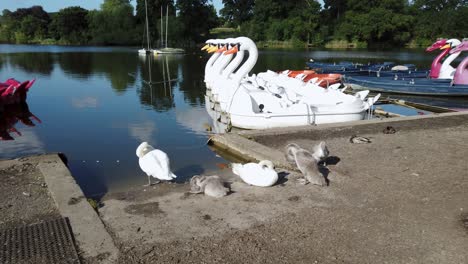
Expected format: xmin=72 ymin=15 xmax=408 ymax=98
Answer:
xmin=344 ymin=75 xmax=468 ymax=96
xmin=306 ymin=61 xmax=396 ymax=73
xmin=306 ymin=60 xmax=429 ymax=78
xmin=344 ymin=40 xmax=468 ymax=96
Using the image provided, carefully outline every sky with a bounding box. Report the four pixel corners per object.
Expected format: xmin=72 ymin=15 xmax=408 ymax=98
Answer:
xmin=0 ymin=0 xmax=224 ymax=13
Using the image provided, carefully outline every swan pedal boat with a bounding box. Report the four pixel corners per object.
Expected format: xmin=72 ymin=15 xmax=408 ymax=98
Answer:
xmin=344 ymin=40 xmax=468 ymax=96
xmin=0 ymin=78 xmax=35 ymax=105
xmin=202 ymin=37 xmax=380 ymax=129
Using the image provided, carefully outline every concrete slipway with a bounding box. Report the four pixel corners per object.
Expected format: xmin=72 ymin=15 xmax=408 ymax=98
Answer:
xmin=1 ymin=112 xmax=467 ymax=263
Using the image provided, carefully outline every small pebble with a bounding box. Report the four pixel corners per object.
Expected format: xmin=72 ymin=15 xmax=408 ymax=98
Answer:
xmin=22 ymin=192 xmax=31 ymax=197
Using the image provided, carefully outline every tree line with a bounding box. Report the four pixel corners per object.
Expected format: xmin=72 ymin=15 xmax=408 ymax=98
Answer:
xmin=0 ymin=0 xmax=466 ymax=48
xmin=221 ymin=0 xmax=467 ymax=47
xmin=0 ymin=0 xmax=217 ymax=46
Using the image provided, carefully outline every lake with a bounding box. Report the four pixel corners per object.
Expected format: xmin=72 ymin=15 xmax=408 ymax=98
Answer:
xmin=1 ymin=44 xmax=467 ymax=197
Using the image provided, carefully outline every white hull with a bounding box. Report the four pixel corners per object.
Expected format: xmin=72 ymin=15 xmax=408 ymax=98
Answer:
xmin=230 ymin=111 xmax=366 ymax=129
xmin=154 ymin=48 xmax=185 ymax=54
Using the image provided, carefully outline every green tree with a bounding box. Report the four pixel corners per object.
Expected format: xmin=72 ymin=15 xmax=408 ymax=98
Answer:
xmin=335 ymin=0 xmax=413 ymax=46
xmin=410 ymin=0 xmax=468 ymax=41
xmin=0 ymin=9 xmax=18 ymax=42
xmin=49 ymin=6 xmax=89 ymax=44
xmin=176 ymin=0 xmax=218 ymax=43
xmin=0 ymin=6 xmax=50 ymax=43
xmin=88 ymin=0 xmax=137 ymax=45
xmin=220 ymin=0 xmax=254 ymax=27
xmin=323 ymin=0 xmax=348 ymax=20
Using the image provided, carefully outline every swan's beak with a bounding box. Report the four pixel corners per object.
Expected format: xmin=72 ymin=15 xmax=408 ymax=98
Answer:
xmin=224 ymin=45 xmax=238 ymax=55
xmin=201 ymin=44 xmax=210 ymax=51
xmin=207 ymin=46 xmax=218 ymax=53
xmin=441 ymin=44 xmax=450 ymax=49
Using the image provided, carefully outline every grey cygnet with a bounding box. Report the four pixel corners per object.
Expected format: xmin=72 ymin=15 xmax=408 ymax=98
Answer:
xmin=285 ymin=142 xmax=328 ymax=186
xmin=190 ymin=175 xmax=229 ymax=198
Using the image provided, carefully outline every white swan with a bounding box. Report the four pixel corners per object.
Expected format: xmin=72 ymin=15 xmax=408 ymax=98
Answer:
xmin=190 ymin=175 xmax=229 ymax=198
xmin=285 ymin=142 xmax=328 ymax=186
xmin=232 ymin=160 xmax=279 ymax=187
xmin=136 ymin=142 xmax=177 ymax=186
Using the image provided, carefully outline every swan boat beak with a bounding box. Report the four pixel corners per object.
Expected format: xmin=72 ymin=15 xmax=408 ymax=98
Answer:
xmin=201 ymin=44 xmax=210 ymax=51
xmin=440 ymin=43 xmax=451 ymax=50
xmin=216 ymin=45 xmax=227 ymax=53
xmin=224 ymin=45 xmax=238 ymax=55
xmin=207 ymin=46 xmax=218 ymax=53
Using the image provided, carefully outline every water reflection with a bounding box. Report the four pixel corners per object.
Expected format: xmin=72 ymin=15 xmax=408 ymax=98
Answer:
xmin=128 ymin=121 xmax=157 ymax=143
xmin=387 ymin=94 xmax=468 ymax=110
xmin=56 ymin=52 xmax=139 ymax=93
xmin=93 ymin=53 xmax=138 ymax=94
xmin=204 ymin=95 xmax=230 ymax=134
xmin=177 ymin=55 xmax=207 ymax=106
xmin=71 ymin=97 xmax=99 ymax=109
xmin=0 ymin=101 xmax=41 ymax=140
xmin=0 ymin=101 xmax=44 ymax=159
xmin=8 ymin=53 xmax=55 ymax=75
xmin=137 ymin=55 xmax=176 ymax=111
xmin=57 ymin=53 xmax=94 ymax=79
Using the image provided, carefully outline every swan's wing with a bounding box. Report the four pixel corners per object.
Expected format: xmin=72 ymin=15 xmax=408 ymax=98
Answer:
xmin=239 ymin=163 xmax=278 ymax=187
xmin=232 ymin=163 xmax=242 ymax=175
xmin=139 ymin=150 xmax=174 ymax=180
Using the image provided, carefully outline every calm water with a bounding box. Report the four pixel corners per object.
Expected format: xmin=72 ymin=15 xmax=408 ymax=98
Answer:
xmin=1 ymin=44 xmax=467 ymax=197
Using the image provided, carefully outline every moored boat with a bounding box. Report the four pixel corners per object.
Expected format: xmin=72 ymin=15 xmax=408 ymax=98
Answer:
xmin=0 ymin=78 xmax=35 ymax=105
xmin=344 ymin=40 xmax=468 ymax=96
xmin=202 ymin=37 xmax=380 ymax=129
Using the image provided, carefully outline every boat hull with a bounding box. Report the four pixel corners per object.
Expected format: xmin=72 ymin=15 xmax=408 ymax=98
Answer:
xmin=230 ymin=111 xmax=367 ymax=130
xmin=154 ymin=48 xmax=185 ymax=54
xmin=345 ymin=76 xmax=468 ymax=96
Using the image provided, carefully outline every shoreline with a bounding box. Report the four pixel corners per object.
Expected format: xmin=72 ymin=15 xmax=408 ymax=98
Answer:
xmin=1 ymin=112 xmax=467 ymax=263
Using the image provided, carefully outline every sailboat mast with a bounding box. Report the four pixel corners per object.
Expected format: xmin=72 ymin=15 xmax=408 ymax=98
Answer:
xmin=165 ymin=4 xmax=169 ymax=48
xmin=144 ymin=0 xmax=150 ymax=50
xmin=160 ymin=6 xmax=164 ymax=47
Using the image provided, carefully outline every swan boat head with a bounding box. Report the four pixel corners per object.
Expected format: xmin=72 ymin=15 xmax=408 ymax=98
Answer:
xmin=438 ymin=38 xmax=462 ymax=79
xmin=426 ymin=39 xmax=447 ymax=52
xmin=441 ymin=38 xmax=461 ymax=51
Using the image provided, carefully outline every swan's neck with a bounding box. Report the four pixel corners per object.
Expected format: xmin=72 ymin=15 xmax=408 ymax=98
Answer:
xmin=205 ymin=52 xmax=221 ymax=80
xmin=233 ymin=40 xmax=258 ymax=85
xmin=430 ymin=48 xmax=450 ymax=78
xmin=259 ymin=160 xmax=273 ymax=169
xmin=441 ymin=51 xmax=460 ymax=70
xmin=453 ymin=56 xmax=468 ymax=85
xmin=222 ymin=50 xmax=245 ymax=79
xmin=214 ymin=53 xmax=233 ymax=76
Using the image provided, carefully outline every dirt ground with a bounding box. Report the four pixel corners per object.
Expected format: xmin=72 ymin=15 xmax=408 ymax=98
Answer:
xmin=98 ymin=123 xmax=468 ymax=263
xmin=0 ymin=157 xmax=59 ymax=230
